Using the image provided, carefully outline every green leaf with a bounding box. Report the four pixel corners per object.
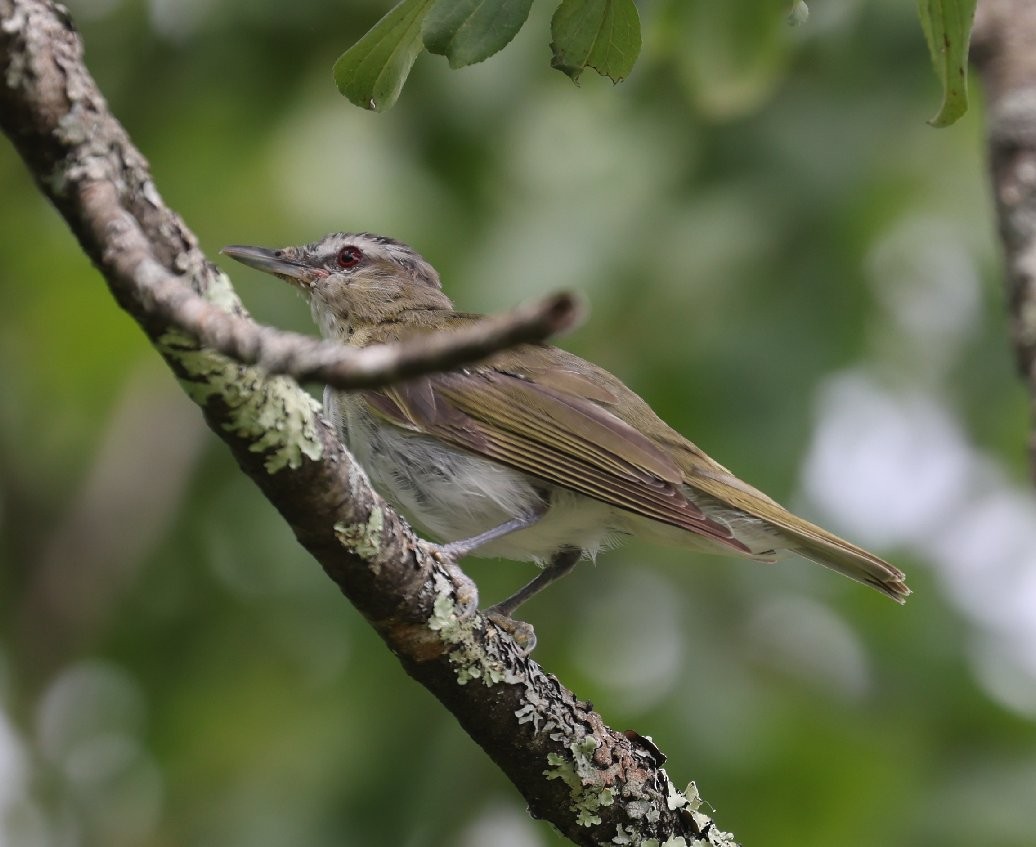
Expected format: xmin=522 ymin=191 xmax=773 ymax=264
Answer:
xmin=550 ymin=0 xmax=641 ymax=84
xmin=917 ymin=0 xmax=977 ymax=127
xmin=333 ymin=0 xmax=435 ymax=112
xmin=423 ymin=0 xmax=534 ymax=69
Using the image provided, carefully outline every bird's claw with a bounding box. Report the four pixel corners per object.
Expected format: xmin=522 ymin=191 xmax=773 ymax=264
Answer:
xmin=453 ymin=574 xmax=479 ymax=621
xmin=486 ymin=607 xmax=537 ymax=655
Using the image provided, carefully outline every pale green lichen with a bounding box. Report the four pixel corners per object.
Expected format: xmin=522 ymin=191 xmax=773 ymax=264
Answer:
xmin=545 ymin=752 xmax=578 ymax=789
xmin=333 ymin=508 xmax=384 ymax=561
xmin=666 ymin=776 xmax=690 ymax=811
xmin=450 ymin=635 xmax=509 ymax=686
xmin=613 ymin=824 xmax=636 ymax=845
xmin=623 ymin=798 xmax=654 ymax=823
xmin=454 ymin=662 xmax=482 ymax=686
xmin=157 ymin=274 xmax=322 ymax=474
xmin=203 ymin=271 xmax=244 ymax=312
xmin=514 ymin=702 xmax=540 ymax=731
xmin=573 ymin=785 xmax=615 ymax=828
xmin=544 ymin=740 xmax=616 ymax=828
xmin=424 ymin=558 xmax=737 ymax=843
xmin=664 ymin=779 xmax=738 ymax=847
xmin=563 ymin=735 xmax=715 ymax=841
xmin=676 ymin=779 xmax=737 ymax=846
xmin=618 ymin=829 xmax=688 ymax=847
xmin=428 ymin=588 xmax=464 ymax=639
xmin=574 ymin=804 xmax=602 ymax=828
xmin=616 ymin=834 xmax=707 ymax=847
xmin=702 ymin=826 xmax=737 ymax=847
xmin=570 ymin=736 xmax=599 ymax=778
xmin=427 ymin=573 xmax=510 ymax=687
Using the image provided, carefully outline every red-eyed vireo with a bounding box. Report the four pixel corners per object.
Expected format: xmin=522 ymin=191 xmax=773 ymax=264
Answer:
xmin=223 ymin=233 xmax=909 ymax=648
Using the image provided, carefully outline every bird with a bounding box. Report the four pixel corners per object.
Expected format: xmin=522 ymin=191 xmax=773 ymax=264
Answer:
xmin=222 ymin=232 xmax=909 ymax=649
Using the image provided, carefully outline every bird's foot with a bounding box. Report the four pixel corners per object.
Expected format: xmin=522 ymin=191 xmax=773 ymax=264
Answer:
xmin=429 ymin=550 xmax=480 ymax=621
xmin=452 ymin=573 xmax=480 ymax=621
xmin=485 ymin=606 xmax=537 ymax=655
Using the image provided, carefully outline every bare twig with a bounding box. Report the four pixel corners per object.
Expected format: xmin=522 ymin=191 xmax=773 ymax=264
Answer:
xmin=83 ymin=176 xmax=583 ymax=388
xmin=0 ymin=1 xmax=738 ymax=845
xmin=973 ymin=0 xmax=1036 ymax=479
xmin=80 ymin=142 xmax=582 ymax=391
xmin=172 ymin=286 xmax=582 ymax=390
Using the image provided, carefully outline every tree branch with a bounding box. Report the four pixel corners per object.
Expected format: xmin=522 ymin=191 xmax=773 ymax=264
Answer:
xmin=973 ymin=0 xmax=1036 ymax=479
xmin=0 ymin=1 xmax=738 ymax=844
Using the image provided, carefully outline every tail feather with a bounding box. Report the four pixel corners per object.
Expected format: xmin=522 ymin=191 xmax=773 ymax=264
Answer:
xmin=679 ymin=455 xmax=910 ymax=603
xmin=790 ymin=529 xmax=910 ymax=604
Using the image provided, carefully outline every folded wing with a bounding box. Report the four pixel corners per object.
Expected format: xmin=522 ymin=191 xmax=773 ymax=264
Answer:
xmin=360 ymin=369 xmax=751 ymax=554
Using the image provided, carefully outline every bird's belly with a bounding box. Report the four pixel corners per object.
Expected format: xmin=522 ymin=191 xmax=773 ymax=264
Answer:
xmin=339 ymin=403 xmax=620 ymax=562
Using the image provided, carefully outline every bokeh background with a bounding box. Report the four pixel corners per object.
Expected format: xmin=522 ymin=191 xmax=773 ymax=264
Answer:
xmin=3 ymin=1 xmax=1035 ymax=845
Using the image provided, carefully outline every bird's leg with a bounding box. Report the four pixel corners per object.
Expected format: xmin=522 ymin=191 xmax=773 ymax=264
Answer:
xmin=486 ymin=547 xmax=582 ymax=654
xmin=432 ymin=507 xmax=548 ymax=630
xmin=437 ymin=503 xmax=548 ymax=561
xmin=489 ymin=547 xmax=582 ymax=618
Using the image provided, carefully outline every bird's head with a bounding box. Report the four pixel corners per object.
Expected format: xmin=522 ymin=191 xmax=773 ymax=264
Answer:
xmin=222 ymin=232 xmax=452 ymax=339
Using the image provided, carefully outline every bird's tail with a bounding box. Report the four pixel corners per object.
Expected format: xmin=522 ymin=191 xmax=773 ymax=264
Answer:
xmin=786 ymin=524 xmax=910 ymax=603
xmin=680 ymin=453 xmax=910 ymax=602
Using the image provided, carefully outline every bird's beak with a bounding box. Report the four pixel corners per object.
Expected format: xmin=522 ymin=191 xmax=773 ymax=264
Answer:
xmin=221 ymin=244 xmax=326 ymax=289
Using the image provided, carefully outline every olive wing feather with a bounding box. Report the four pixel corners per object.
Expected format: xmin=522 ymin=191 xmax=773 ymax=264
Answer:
xmin=360 ymin=370 xmax=750 ymax=553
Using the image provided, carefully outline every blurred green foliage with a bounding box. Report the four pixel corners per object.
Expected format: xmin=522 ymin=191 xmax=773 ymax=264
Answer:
xmin=1 ymin=1 xmax=1034 ymax=846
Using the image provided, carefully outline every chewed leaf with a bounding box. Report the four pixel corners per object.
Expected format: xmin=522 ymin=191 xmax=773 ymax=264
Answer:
xmin=333 ymin=0 xmax=435 ymax=112
xmin=423 ymin=0 xmax=534 ymax=69
xmin=917 ymin=0 xmax=977 ymax=127
xmin=550 ymin=0 xmax=641 ymax=84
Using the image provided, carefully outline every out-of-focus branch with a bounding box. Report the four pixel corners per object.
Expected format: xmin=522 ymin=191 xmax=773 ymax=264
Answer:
xmin=177 ymin=287 xmax=582 ymax=391
xmin=82 ymin=179 xmax=582 ymax=389
xmin=0 ymin=1 xmax=738 ymax=845
xmin=973 ymin=0 xmax=1036 ymax=479
xmin=77 ymin=154 xmax=582 ymax=391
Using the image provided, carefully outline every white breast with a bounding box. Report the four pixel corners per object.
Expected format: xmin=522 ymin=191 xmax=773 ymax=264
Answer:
xmin=326 ymin=389 xmax=623 ymax=563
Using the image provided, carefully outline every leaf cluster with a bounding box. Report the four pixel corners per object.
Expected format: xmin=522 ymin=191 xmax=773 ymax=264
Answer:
xmin=333 ymin=0 xmax=641 ymax=111
xmin=335 ymin=0 xmax=978 ymax=128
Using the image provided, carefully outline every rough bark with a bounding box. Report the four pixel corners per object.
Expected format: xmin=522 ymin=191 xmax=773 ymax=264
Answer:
xmin=0 ymin=1 xmax=737 ymax=845
xmin=973 ymin=0 xmax=1036 ymax=479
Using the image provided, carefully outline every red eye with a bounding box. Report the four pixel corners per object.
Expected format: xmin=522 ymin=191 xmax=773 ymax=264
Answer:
xmin=336 ymin=245 xmax=363 ymax=268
